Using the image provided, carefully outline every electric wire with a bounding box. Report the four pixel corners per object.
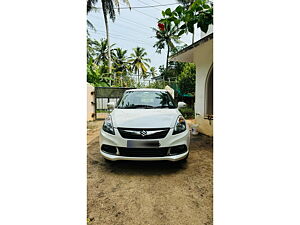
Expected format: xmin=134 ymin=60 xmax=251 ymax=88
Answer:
xmin=131 ymin=8 xmax=157 ymax=20
xmin=150 ymin=0 xmax=173 ymax=5
xmin=97 ymin=3 xmax=179 ymax=9
xmin=89 ymin=14 xmax=153 ymax=33
xmin=88 ymin=28 xmax=151 ymax=42
xmin=136 ymin=0 xmax=162 ymax=12
xmin=117 ymin=17 xmax=152 ymax=30
xmin=88 ymin=29 xmax=154 ymax=47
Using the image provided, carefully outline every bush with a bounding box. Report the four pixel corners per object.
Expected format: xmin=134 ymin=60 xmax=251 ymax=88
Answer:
xmin=179 ymin=107 xmax=194 ymax=119
xmin=178 ymin=63 xmax=196 ymax=96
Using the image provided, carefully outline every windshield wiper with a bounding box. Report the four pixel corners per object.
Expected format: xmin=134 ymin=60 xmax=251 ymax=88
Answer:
xmin=125 ymin=104 xmax=154 ymax=109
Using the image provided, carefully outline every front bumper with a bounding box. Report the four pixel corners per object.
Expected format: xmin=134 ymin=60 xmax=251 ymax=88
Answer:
xmin=100 ymin=150 xmax=189 ymax=161
xmin=99 ymin=127 xmax=190 ymax=161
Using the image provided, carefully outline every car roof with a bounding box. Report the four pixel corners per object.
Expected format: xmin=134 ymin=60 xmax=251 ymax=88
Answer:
xmin=125 ymin=88 xmax=167 ymax=92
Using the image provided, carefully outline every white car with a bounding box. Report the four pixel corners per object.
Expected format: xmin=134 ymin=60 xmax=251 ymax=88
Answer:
xmin=99 ymin=89 xmax=190 ymax=162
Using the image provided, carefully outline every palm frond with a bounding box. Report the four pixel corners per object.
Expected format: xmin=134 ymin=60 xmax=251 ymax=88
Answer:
xmin=122 ymin=0 xmax=131 ymax=8
xmin=102 ymin=0 xmax=116 ymax=21
xmin=87 ymin=19 xmax=96 ymax=31
xmin=87 ymin=0 xmax=98 ymax=14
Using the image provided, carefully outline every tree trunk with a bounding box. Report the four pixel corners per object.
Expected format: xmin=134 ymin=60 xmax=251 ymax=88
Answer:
xmin=166 ymin=44 xmax=170 ymax=70
xmin=137 ymin=69 xmax=140 ymax=85
xmin=164 ymin=44 xmax=170 ymax=82
xmin=102 ymin=2 xmax=112 ymax=86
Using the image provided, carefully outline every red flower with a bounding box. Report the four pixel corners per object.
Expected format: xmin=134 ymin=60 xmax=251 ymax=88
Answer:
xmin=158 ymin=23 xmax=165 ymax=31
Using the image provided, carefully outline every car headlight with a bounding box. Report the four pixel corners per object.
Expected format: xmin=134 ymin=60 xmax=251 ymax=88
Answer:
xmin=173 ymin=116 xmax=186 ymax=135
xmin=102 ymin=115 xmax=115 ymax=135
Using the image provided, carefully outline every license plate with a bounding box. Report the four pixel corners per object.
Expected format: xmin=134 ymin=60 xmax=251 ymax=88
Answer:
xmin=127 ymin=140 xmax=160 ymax=148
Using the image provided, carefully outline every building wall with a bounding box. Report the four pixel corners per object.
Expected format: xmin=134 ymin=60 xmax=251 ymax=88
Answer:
xmin=194 ymin=39 xmax=213 ymax=136
xmin=194 ymin=39 xmax=213 ymax=116
xmin=87 ymin=83 xmax=95 ymax=121
xmin=169 ymin=34 xmax=214 ymax=136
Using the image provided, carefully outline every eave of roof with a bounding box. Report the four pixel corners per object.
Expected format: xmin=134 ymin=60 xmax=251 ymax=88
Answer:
xmin=169 ymin=33 xmax=213 ymax=60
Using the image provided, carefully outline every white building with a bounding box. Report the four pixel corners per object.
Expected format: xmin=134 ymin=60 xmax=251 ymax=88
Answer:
xmin=170 ymin=31 xmax=213 ymax=136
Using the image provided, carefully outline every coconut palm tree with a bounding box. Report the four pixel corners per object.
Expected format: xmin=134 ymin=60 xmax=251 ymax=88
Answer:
xmin=113 ymin=48 xmax=128 ymax=73
xmin=93 ymin=39 xmax=115 ymax=66
xmin=113 ymin=48 xmax=129 ymax=86
xmin=128 ymin=47 xmax=151 ymax=84
xmin=87 ymin=38 xmax=94 ymax=60
xmin=152 ymin=23 xmax=181 ymax=71
xmin=97 ymin=0 xmax=130 ymax=75
xmin=87 ymin=0 xmax=97 ymax=13
xmin=87 ymin=0 xmax=131 ymax=85
xmin=148 ymin=67 xmax=158 ymax=78
xmin=87 ymin=0 xmax=98 ymax=35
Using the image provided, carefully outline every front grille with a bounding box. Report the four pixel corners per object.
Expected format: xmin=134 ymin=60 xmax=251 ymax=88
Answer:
xmin=118 ymin=128 xmax=170 ymax=139
xmin=118 ymin=147 xmax=169 ymax=157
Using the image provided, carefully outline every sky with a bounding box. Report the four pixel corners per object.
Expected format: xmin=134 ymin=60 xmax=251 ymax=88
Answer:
xmin=87 ymin=0 xmax=202 ymax=76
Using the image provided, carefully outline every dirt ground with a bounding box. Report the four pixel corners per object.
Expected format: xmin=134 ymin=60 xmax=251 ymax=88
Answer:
xmin=87 ymin=120 xmax=213 ymax=225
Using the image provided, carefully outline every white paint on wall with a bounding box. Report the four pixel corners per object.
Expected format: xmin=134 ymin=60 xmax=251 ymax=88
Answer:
xmin=193 ymin=39 xmax=213 ymax=117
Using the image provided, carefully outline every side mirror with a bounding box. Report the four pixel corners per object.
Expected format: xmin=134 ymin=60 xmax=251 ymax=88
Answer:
xmin=107 ymin=102 xmax=115 ymax=109
xmin=178 ymin=101 xmax=187 ymax=109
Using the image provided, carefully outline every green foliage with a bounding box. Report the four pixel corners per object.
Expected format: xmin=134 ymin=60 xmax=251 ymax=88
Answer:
xmin=87 ymin=0 xmax=131 ymax=21
xmin=93 ymin=39 xmax=116 ymax=65
xmin=147 ymin=67 xmax=158 ymax=78
xmin=112 ymin=75 xmax=136 ymax=88
xmin=87 ymin=37 xmax=94 ymax=60
xmin=128 ymin=47 xmax=151 ymax=84
xmin=177 ymin=63 xmax=196 ymax=96
xmin=155 ymin=61 xmax=195 ymax=98
xmin=152 ymin=23 xmax=182 ymax=69
xmin=159 ymin=0 xmax=213 ymax=36
xmin=87 ymin=38 xmax=158 ymax=88
xmin=177 ymin=0 xmax=195 ymax=8
xmin=159 ymin=60 xmax=185 ymax=81
xmin=113 ymin=48 xmax=130 ymax=77
xmin=146 ymin=81 xmax=166 ymax=89
xmin=87 ymin=58 xmax=112 ymax=86
xmin=87 ymin=0 xmax=98 ymax=14
xmin=179 ymin=107 xmax=195 ymax=119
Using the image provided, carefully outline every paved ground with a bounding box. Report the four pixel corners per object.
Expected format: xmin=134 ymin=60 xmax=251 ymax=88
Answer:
xmin=87 ymin=121 xmax=213 ymax=225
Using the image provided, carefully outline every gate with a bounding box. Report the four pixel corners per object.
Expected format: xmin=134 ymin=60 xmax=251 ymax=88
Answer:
xmin=94 ymin=87 xmax=133 ymax=120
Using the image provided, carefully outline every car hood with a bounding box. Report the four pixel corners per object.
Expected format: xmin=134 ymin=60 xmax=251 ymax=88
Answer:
xmin=111 ymin=108 xmax=180 ymax=128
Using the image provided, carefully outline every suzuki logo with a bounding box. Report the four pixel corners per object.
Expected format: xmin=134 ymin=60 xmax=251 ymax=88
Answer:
xmin=140 ymin=130 xmax=147 ymax=137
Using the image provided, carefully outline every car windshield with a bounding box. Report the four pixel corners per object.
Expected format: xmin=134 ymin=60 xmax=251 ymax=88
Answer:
xmin=117 ymin=91 xmax=177 ymax=109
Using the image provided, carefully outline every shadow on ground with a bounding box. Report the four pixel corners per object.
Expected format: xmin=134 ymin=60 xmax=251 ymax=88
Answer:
xmin=101 ymin=159 xmax=188 ymax=176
